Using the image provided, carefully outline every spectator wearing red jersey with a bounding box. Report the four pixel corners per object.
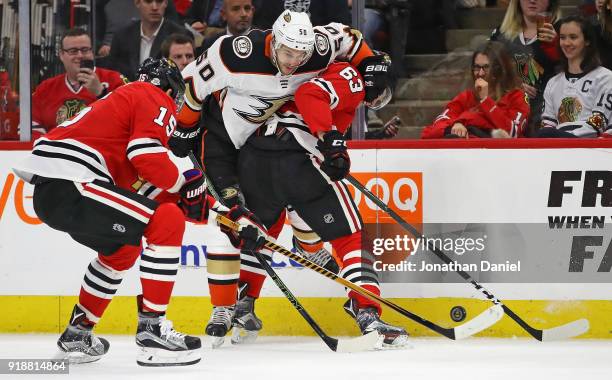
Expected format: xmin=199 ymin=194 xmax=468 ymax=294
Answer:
xmin=421 ymin=41 xmax=530 ymax=139
xmin=31 ymin=28 xmax=127 ymax=137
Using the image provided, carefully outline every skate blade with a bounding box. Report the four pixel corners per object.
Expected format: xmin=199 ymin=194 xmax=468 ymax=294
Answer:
xmin=53 ymin=348 xmax=102 ymax=364
xmin=376 ymin=334 xmax=411 ymax=350
xmin=136 ymin=346 xmax=201 ymax=367
xmin=230 ymin=327 xmax=259 ymax=345
xmin=210 ymin=336 xmax=225 ymax=349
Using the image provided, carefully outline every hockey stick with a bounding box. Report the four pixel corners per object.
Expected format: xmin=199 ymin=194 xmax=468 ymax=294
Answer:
xmin=216 ymin=214 xmax=504 ymax=340
xmin=344 ymin=174 xmax=589 ymax=341
xmin=187 ymin=152 xmax=379 ymax=352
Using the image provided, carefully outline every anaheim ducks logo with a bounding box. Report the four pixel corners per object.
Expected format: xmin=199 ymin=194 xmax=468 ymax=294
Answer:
xmin=56 ymin=99 xmax=86 ymax=125
xmin=234 ymin=95 xmax=293 ymax=124
xmin=557 ymin=97 xmax=582 ymax=124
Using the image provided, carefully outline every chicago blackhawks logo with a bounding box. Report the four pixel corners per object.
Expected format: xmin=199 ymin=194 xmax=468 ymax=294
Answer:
xmin=56 ymin=99 xmax=86 ymax=125
xmin=557 ymin=97 xmax=582 ymax=124
xmin=315 ymin=33 xmax=329 ymax=55
xmin=234 ymin=94 xmax=294 ymax=124
xmin=514 ymin=54 xmax=543 ymax=86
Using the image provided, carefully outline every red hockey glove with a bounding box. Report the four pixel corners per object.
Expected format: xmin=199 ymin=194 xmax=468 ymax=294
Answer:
xmin=179 ymin=169 xmax=207 ymax=222
xmin=219 ymin=205 xmax=267 ymax=249
xmin=317 ymin=130 xmax=350 ymax=181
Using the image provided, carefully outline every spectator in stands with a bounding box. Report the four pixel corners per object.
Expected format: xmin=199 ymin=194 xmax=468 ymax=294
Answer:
xmin=490 ymin=0 xmax=561 ymax=136
xmin=161 ymin=33 xmax=196 ymax=70
xmin=108 ymin=0 xmax=188 ymax=81
xmin=421 ymin=41 xmax=530 ymax=138
xmin=185 ymin=0 xmax=227 ymax=40
xmin=31 ymin=28 xmax=126 ymax=137
xmin=595 ymin=0 xmax=612 ymax=68
xmin=95 ymin=0 xmax=181 ymax=57
xmin=538 ymin=15 xmax=612 ymax=137
xmin=252 ymin=0 xmax=350 ymax=30
xmin=199 ymin=0 xmax=255 ymax=53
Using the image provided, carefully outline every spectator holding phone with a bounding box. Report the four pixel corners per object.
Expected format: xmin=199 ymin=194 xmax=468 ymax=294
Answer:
xmin=31 ymin=28 xmax=127 ymax=138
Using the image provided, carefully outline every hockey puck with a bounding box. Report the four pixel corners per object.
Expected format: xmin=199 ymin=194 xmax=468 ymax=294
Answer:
xmin=450 ymin=306 xmax=467 ymax=322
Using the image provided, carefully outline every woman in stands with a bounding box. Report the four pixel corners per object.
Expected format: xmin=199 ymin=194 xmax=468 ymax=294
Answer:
xmin=538 ymin=15 xmax=612 ymax=137
xmin=421 ymin=41 xmax=530 ymax=139
xmin=490 ymin=0 xmax=561 ymax=135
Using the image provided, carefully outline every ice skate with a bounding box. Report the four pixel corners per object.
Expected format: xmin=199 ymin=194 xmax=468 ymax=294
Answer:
xmin=205 ymin=306 xmax=234 ymax=348
xmin=344 ymin=299 xmax=409 ymax=349
xmin=231 ymin=283 xmax=263 ymax=344
xmin=55 ymin=305 xmax=110 ymax=364
xmin=135 ymin=296 xmax=201 ymax=366
xmin=293 ymin=236 xmax=340 ymax=274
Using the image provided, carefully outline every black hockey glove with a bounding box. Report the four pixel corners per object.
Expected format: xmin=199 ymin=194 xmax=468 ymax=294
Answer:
xmin=219 ymin=205 xmax=267 ymax=250
xmin=220 ymin=184 xmax=246 ymax=208
xmin=179 ymin=169 xmax=207 ymax=222
xmin=357 ymin=54 xmax=393 ymax=107
xmin=168 ymin=124 xmax=201 ymax=158
xmin=317 ymin=130 xmax=350 ymax=181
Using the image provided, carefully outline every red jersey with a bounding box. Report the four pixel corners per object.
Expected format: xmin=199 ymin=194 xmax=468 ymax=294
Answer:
xmin=421 ymin=88 xmax=530 ymax=139
xmin=32 ymin=67 xmax=127 ymax=134
xmin=14 ymin=82 xmax=184 ymax=195
xmin=277 ymin=61 xmax=365 ymax=135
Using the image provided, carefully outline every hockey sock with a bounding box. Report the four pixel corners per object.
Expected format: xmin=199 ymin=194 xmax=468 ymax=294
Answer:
xmin=78 ymin=245 xmax=140 ymax=324
xmin=207 ymin=247 xmax=241 ymax=306
xmin=331 ymin=231 xmax=382 ymax=315
xmin=288 ymin=208 xmax=326 ymax=254
xmin=140 ymin=203 xmax=185 ymax=313
xmin=238 ymin=210 xmax=286 ymax=298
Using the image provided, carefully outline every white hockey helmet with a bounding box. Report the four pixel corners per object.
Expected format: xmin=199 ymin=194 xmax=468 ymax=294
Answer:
xmin=271 ymin=10 xmax=315 ymax=73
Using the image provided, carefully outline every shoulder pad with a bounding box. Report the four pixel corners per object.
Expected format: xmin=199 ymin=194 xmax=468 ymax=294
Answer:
xmin=219 ymin=30 xmax=276 ymax=74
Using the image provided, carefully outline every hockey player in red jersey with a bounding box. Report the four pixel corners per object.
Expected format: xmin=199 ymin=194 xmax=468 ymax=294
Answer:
xmin=206 ymin=57 xmax=409 ymax=348
xmin=12 ymin=58 xmax=219 ymax=366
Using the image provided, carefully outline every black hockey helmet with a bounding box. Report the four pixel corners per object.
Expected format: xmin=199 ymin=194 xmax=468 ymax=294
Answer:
xmin=137 ymin=57 xmax=186 ymax=112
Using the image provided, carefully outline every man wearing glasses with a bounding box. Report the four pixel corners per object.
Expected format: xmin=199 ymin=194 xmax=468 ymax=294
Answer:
xmin=31 ymin=28 xmax=127 ymax=138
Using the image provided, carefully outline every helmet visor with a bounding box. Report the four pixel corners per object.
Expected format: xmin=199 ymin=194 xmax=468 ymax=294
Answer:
xmin=365 ymin=87 xmax=392 ymax=111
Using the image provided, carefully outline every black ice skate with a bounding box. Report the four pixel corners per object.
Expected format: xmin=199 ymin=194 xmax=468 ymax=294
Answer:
xmin=344 ymin=299 xmax=409 ymax=348
xmin=205 ymin=306 xmax=234 ymax=349
xmin=292 ymin=236 xmax=340 ymax=274
xmin=55 ymin=304 xmax=110 ymax=364
xmin=135 ymin=296 xmax=201 ymax=366
xmin=231 ymin=283 xmax=263 ymax=344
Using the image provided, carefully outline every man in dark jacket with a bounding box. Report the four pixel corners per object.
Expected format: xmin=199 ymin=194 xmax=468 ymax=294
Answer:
xmin=108 ymin=0 xmax=188 ymax=80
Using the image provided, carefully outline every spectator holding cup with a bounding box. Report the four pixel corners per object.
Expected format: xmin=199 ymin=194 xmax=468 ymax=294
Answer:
xmin=490 ymin=0 xmax=561 ymax=136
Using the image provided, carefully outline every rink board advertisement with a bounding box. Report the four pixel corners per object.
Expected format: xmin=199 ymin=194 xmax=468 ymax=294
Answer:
xmin=1 ymin=141 xmax=612 ymax=337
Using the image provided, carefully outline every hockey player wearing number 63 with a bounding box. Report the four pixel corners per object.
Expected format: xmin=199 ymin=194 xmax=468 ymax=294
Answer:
xmin=209 ymin=58 xmax=408 ymax=349
xmin=13 ymin=58 xmax=207 ymax=366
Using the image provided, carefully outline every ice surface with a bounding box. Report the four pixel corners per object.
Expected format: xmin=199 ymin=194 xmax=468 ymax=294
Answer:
xmin=0 ymin=334 xmax=610 ymax=380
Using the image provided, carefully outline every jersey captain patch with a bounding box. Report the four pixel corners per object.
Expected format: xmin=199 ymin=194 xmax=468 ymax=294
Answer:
xmin=233 ymin=36 xmax=253 ymax=58
xmin=234 ymin=94 xmax=293 ymax=124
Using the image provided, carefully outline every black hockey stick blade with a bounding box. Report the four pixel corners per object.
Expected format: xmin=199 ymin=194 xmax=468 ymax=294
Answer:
xmin=251 ymin=248 xmax=380 ymax=352
xmin=217 ymin=215 xmax=503 ymax=340
xmin=344 ymin=174 xmax=590 ymax=341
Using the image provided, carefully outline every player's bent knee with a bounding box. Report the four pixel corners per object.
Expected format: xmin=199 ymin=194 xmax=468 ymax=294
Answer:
xmin=144 ymin=203 xmax=186 ymax=246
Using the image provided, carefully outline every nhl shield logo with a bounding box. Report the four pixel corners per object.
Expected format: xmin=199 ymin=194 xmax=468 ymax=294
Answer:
xmin=323 ymin=213 xmax=334 ymax=224
xmin=233 ymin=36 xmax=253 ymax=58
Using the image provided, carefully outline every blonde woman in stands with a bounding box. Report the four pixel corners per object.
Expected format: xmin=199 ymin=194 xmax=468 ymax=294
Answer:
xmin=490 ymin=0 xmax=562 ymax=135
xmin=538 ymin=15 xmax=612 ymax=137
xmin=595 ymin=0 xmax=612 ymax=68
xmin=421 ymin=41 xmax=530 ymax=138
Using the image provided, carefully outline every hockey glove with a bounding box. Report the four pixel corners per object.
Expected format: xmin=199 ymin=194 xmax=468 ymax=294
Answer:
xmin=179 ymin=169 xmax=207 ymax=222
xmin=168 ymin=124 xmax=201 ymax=158
xmin=357 ymin=54 xmax=393 ymax=110
xmin=220 ymin=184 xmax=246 ymax=208
xmin=219 ymin=205 xmax=267 ymax=249
xmin=317 ymin=130 xmax=350 ymax=181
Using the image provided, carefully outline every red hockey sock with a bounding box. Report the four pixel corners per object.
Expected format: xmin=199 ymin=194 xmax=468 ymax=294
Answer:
xmin=331 ymin=231 xmax=382 ymax=315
